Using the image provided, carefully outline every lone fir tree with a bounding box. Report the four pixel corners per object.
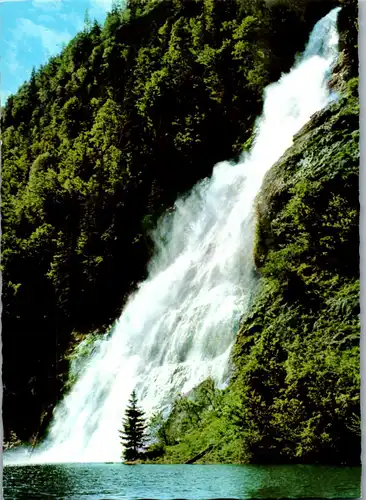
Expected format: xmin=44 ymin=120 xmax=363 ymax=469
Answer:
xmin=119 ymin=390 xmax=146 ymax=461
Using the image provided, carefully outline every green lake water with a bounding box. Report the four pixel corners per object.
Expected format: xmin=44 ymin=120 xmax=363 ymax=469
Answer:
xmin=3 ymin=463 xmax=361 ymax=499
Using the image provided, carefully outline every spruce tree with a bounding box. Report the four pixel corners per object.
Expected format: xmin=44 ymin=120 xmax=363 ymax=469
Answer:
xmin=119 ymin=390 xmax=146 ymax=461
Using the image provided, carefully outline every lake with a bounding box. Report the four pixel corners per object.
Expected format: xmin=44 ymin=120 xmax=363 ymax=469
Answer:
xmin=3 ymin=463 xmax=361 ymax=499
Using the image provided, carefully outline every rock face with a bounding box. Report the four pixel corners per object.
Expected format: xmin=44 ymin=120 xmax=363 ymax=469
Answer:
xmin=330 ymin=0 xmax=358 ymax=92
xmin=231 ymin=18 xmax=359 ymax=462
xmin=254 ymin=0 xmax=358 ymax=270
xmin=254 ymin=89 xmax=359 ymax=271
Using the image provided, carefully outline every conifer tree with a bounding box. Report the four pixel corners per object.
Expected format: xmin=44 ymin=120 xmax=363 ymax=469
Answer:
xmin=119 ymin=390 xmax=146 ymax=460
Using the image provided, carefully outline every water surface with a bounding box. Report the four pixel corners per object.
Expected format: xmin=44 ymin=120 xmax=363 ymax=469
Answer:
xmin=3 ymin=463 xmax=361 ymax=499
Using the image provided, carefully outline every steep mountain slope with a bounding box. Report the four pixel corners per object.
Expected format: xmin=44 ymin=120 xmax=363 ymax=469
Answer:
xmin=142 ymin=0 xmax=359 ymax=464
xmin=232 ymin=0 xmax=359 ymax=464
xmin=145 ymin=73 xmax=359 ymax=468
xmin=232 ymin=81 xmax=359 ymax=465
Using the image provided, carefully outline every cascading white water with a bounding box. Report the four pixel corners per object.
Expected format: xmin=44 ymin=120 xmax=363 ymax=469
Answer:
xmin=5 ymin=7 xmax=341 ymax=465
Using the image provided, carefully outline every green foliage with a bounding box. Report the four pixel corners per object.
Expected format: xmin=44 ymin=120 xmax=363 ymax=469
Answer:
xmin=64 ymin=332 xmax=104 ymax=390
xmin=144 ymin=379 xmax=251 ymax=463
xmin=231 ymin=86 xmax=360 ymax=465
xmin=119 ymin=390 xmax=147 ymax=461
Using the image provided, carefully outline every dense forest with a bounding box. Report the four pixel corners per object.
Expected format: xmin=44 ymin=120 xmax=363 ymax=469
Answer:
xmin=1 ymin=0 xmax=358 ymax=464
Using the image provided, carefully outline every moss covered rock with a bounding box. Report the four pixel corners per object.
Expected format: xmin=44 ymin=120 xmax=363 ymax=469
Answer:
xmin=232 ymin=78 xmax=360 ymax=464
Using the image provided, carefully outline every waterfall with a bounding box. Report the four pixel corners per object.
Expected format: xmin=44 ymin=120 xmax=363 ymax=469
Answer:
xmin=5 ymin=7 xmax=341 ymax=465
